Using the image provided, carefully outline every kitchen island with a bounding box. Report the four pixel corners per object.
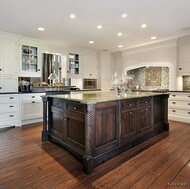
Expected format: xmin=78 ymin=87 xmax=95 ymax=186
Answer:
xmin=42 ymin=92 xmax=169 ymax=174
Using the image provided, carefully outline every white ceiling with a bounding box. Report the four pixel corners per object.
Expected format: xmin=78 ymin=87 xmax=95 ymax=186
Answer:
xmin=1 ymin=0 xmax=190 ymax=52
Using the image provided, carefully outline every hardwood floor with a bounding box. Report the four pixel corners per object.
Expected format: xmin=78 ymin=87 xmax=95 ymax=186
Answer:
xmin=0 ymin=120 xmax=190 ymax=189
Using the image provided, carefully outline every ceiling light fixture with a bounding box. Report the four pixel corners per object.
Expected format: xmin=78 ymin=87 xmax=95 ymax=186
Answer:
xmin=141 ymin=24 xmax=147 ymax=28
xmin=151 ymin=36 xmax=157 ymax=40
xmin=122 ymin=13 xmax=127 ymax=18
xmin=70 ymin=14 xmax=76 ymax=19
xmin=117 ymin=32 xmax=122 ymax=36
xmin=89 ymin=41 xmax=94 ymax=44
xmin=97 ymin=25 xmax=102 ymax=29
xmin=118 ymin=45 xmax=123 ymax=48
xmin=38 ymin=27 xmax=45 ymax=31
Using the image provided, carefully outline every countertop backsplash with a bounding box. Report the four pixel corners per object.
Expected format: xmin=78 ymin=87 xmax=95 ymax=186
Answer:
xmin=183 ymin=76 xmax=190 ymax=90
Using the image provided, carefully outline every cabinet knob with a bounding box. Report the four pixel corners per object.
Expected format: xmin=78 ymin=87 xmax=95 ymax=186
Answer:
xmin=61 ymin=118 xmax=67 ymax=121
xmin=144 ymin=101 xmax=148 ymax=104
xmin=188 ymin=96 xmax=190 ymax=98
xmin=172 ymin=110 xmax=176 ymax=112
xmin=128 ymin=104 xmax=132 ymax=106
xmin=188 ymin=112 xmax=190 ymax=114
xmin=0 ymin=69 xmax=2 ymax=71
xmin=129 ymin=112 xmax=132 ymax=115
xmin=145 ymin=108 xmax=148 ymax=111
xmin=179 ymin=68 xmax=182 ymax=70
xmin=0 ymin=87 xmax=2 ymax=89
xmin=188 ymin=103 xmax=190 ymax=105
xmin=172 ymin=95 xmax=176 ymax=97
xmin=73 ymin=107 xmax=77 ymax=110
xmin=172 ymin=102 xmax=176 ymax=104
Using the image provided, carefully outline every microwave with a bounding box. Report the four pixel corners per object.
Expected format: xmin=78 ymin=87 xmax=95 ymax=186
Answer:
xmin=83 ymin=79 xmax=97 ymax=89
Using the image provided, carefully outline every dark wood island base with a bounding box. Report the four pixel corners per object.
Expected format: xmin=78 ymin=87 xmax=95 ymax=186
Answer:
xmin=42 ymin=92 xmax=169 ymax=174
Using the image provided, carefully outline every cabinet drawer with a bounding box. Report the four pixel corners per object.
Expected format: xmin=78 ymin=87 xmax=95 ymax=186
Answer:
xmin=66 ymin=102 xmax=85 ymax=113
xmin=0 ymin=111 xmax=18 ymax=121
xmin=0 ymin=102 xmax=18 ymax=112
xmin=138 ymin=97 xmax=151 ymax=107
xmin=169 ymin=100 xmax=190 ymax=107
xmin=52 ymin=101 xmax=65 ymax=108
xmin=169 ymin=108 xmax=190 ymax=116
xmin=21 ymin=93 xmax=44 ymax=103
xmin=121 ymin=99 xmax=138 ymax=110
xmin=0 ymin=95 xmax=18 ymax=102
xmin=169 ymin=93 xmax=190 ymax=99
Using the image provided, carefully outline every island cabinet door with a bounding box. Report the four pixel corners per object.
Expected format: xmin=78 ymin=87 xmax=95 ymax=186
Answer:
xmin=49 ymin=105 xmax=66 ymax=142
xmin=138 ymin=107 xmax=152 ymax=134
xmin=94 ymin=101 xmax=119 ymax=155
xmin=64 ymin=111 xmax=85 ymax=152
xmin=120 ymin=110 xmax=139 ymax=144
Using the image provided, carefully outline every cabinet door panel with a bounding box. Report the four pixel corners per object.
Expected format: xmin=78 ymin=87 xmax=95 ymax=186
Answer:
xmin=138 ymin=107 xmax=152 ymax=133
xmin=0 ymin=76 xmax=18 ymax=92
xmin=121 ymin=110 xmax=138 ymax=143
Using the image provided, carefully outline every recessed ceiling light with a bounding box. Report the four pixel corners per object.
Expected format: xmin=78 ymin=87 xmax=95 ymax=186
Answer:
xmin=151 ymin=36 xmax=157 ymax=40
xmin=141 ymin=24 xmax=147 ymax=28
xmin=118 ymin=45 xmax=123 ymax=48
xmin=122 ymin=13 xmax=127 ymax=18
xmin=97 ymin=25 xmax=102 ymax=29
xmin=89 ymin=41 xmax=94 ymax=44
xmin=117 ymin=32 xmax=122 ymax=36
xmin=38 ymin=27 xmax=45 ymax=31
xmin=70 ymin=14 xmax=76 ymax=19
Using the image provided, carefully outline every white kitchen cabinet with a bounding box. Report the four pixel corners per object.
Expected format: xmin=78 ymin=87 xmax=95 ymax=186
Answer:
xmin=20 ymin=93 xmax=44 ymax=125
xmin=0 ymin=94 xmax=20 ymax=128
xmin=168 ymin=92 xmax=190 ymax=123
xmin=19 ymin=38 xmax=41 ymax=77
xmin=178 ymin=36 xmax=190 ymax=75
xmin=0 ymin=38 xmax=18 ymax=75
xmin=67 ymin=53 xmax=81 ymax=77
xmin=82 ymin=54 xmax=98 ymax=78
xmin=0 ymin=76 xmax=18 ymax=92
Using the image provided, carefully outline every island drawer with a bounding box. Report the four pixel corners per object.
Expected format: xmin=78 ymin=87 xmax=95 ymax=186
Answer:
xmin=52 ymin=100 xmax=65 ymax=108
xmin=121 ymin=99 xmax=138 ymax=110
xmin=66 ymin=102 xmax=85 ymax=113
xmin=138 ymin=97 xmax=152 ymax=107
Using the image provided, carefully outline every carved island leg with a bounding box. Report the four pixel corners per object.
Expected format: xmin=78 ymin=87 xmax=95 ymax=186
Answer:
xmin=163 ymin=94 xmax=169 ymax=131
xmin=83 ymin=109 xmax=94 ymax=174
xmin=41 ymin=96 xmax=49 ymax=141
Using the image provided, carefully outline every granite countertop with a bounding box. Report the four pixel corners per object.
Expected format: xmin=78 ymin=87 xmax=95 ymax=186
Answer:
xmin=169 ymin=90 xmax=190 ymax=93
xmin=46 ymin=91 xmax=168 ymax=104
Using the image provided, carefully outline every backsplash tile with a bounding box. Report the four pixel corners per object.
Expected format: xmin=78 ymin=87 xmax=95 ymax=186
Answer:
xmin=183 ymin=76 xmax=190 ymax=90
xmin=127 ymin=66 xmax=169 ymax=90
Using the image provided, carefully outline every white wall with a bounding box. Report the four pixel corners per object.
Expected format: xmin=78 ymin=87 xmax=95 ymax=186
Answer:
xmin=121 ymin=38 xmax=179 ymax=90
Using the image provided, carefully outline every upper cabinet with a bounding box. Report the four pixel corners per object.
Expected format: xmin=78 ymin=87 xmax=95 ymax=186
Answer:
xmin=19 ymin=38 xmax=41 ymax=77
xmin=82 ymin=53 xmax=98 ymax=78
xmin=0 ymin=38 xmax=18 ymax=75
xmin=178 ymin=36 xmax=190 ymax=75
xmin=67 ymin=53 xmax=81 ymax=77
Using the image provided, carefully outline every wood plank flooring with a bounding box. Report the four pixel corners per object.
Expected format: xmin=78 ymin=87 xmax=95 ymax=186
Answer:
xmin=0 ymin=120 xmax=190 ymax=189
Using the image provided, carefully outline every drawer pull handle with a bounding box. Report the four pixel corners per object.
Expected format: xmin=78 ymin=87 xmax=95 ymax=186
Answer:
xmin=73 ymin=107 xmax=77 ymax=110
xmin=129 ymin=112 xmax=132 ymax=115
xmin=9 ymin=105 xmax=14 ymax=108
xmin=9 ymin=115 xmax=14 ymax=117
xmin=188 ymin=103 xmax=190 ymax=105
xmin=0 ymin=69 xmax=2 ymax=71
xmin=188 ymin=112 xmax=190 ymax=114
xmin=31 ymin=96 xmax=35 ymax=98
xmin=172 ymin=102 xmax=176 ymax=104
xmin=9 ymin=97 xmax=14 ymax=99
xmin=61 ymin=118 xmax=67 ymax=121
xmin=172 ymin=110 xmax=176 ymax=112
xmin=0 ymin=87 xmax=2 ymax=89
xmin=128 ymin=104 xmax=132 ymax=106
xmin=31 ymin=101 xmax=35 ymax=103
xmin=188 ymin=96 xmax=190 ymax=98
xmin=172 ymin=95 xmax=176 ymax=97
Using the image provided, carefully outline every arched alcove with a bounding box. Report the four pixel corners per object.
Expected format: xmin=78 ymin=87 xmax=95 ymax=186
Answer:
xmin=123 ymin=62 xmax=175 ymax=90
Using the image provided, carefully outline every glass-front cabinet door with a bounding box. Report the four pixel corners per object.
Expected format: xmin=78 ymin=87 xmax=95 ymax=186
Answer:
xmin=20 ymin=45 xmax=40 ymax=77
xmin=68 ymin=53 xmax=80 ymax=76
